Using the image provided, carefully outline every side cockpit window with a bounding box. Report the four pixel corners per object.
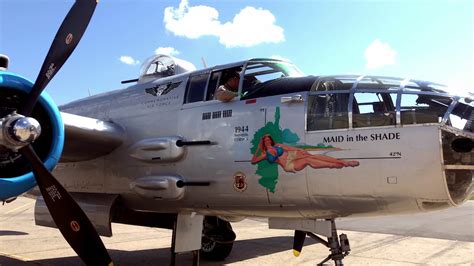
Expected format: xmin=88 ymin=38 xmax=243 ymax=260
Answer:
xmin=307 ymin=93 xmax=349 ymax=131
xmin=307 ymin=80 xmax=350 ymax=131
xmin=307 ymin=78 xmax=396 ymax=131
xmin=184 ymin=73 xmax=208 ymax=103
xmin=206 ymin=72 xmax=221 ymax=101
xmin=183 ymin=66 xmax=245 ymax=104
xmin=400 ymin=93 xmax=447 ymax=125
xmin=207 ymin=66 xmax=243 ymax=102
xmin=352 ymin=92 xmax=396 ymax=128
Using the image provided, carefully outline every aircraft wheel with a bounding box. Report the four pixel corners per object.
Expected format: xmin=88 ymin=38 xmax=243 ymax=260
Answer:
xmin=200 ymin=235 xmax=234 ymax=261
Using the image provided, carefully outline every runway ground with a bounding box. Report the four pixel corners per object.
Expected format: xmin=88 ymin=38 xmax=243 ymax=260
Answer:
xmin=1 ymin=197 xmax=473 ymax=265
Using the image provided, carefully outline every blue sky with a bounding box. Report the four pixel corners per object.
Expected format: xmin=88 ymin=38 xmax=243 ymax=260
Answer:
xmin=1 ymin=0 xmax=472 ymax=105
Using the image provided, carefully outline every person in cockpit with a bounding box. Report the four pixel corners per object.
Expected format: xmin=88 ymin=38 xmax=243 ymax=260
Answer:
xmin=214 ymin=71 xmax=240 ymax=102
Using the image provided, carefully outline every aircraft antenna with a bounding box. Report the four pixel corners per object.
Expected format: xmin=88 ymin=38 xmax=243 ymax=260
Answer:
xmin=201 ymin=57 xmax=207 ymax=68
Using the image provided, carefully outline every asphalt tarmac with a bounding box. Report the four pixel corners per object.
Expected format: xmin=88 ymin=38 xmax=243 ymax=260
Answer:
xmin=1 ymin=197 xmax=473 ymax=265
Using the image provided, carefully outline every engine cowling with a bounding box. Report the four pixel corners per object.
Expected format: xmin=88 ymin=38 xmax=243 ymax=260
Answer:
xmin=0 ymin=72 xmax=64 ymax=201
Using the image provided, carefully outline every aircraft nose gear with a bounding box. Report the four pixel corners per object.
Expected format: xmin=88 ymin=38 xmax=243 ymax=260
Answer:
xmin=292 ymin=219 xmax=351 ymax=265
xmin=318 ymin=220 xmax=351 ymax=265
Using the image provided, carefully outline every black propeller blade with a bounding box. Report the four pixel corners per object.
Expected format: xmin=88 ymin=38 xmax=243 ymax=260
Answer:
xmin=293 ymin=230 xmax=306 ymax=257
xmin=20 ymin=0 xmax=97 ymax=116
xmin=20 ymin=146 xmax=112 ymax=265
xmin=16 ymin=0 xmax=112 ymax=265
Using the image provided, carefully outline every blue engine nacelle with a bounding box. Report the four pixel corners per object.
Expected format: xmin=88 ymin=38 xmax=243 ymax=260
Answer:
xmin=0 ymin=72 xmax=64 ymax=201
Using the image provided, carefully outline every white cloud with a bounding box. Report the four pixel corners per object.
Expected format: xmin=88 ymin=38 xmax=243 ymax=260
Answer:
xmin=119 ymin=56 xmax=139 ymax=65
xmin=155 ymin=47 xmax=181 ymax=56
xmin=164 ymin=0 xmax=285 ymax=48
xmin=164 ymin=0 xmax=221 ymax=39
xmin=364 ymin=39 xmax=397 ymax=69
xmin=218 ymin=7 xmax=285 ymax=48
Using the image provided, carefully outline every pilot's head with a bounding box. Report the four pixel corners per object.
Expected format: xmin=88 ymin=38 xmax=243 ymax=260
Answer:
xmin=226 ymin=71 xmax=240 ymax=90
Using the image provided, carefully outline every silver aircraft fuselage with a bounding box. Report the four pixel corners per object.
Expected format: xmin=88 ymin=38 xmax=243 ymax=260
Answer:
xmin=55 ymin=58 xmax=473 ymax=220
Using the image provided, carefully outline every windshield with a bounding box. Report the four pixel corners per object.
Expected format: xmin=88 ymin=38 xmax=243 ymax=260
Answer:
xmin=242 ymin=60 xmax=303 ymax=96
xmin=244 ymin=61 xmax=303 ymax=81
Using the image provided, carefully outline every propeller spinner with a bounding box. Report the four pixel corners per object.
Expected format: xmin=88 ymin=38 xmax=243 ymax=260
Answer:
xmin=0 ymin=114 xmax=41 ymax=150
xmin=0 ymin=0 xmax=112 ymax=265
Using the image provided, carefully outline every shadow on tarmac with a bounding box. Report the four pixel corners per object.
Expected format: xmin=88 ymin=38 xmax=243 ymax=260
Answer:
xmin=21 ymin=236 xmax=305 ymax=266
xmin=0 ymin=255 xmax=39 ymax=266
xmin=0 ymin=230 xmax=29 ymax=236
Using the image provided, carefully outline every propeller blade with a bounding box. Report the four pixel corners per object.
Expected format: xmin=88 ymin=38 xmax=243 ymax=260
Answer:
xmin=20 ymin=145 xmax=112 ymax=265
xmin=293 ymin=230 xmax=306 ymax=257
xmin=20 ymin=0 xmax=97 ymax=116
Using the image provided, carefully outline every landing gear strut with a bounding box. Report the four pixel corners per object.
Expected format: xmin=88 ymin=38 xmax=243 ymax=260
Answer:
xmin=317 ymin=219 xmax=350 ymax=265
xmin=293 ymin=219 xmax=350 ymax=265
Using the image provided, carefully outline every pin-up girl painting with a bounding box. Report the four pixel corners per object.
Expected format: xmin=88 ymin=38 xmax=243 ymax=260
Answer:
xmin=251 ymin=134 xmax=359 ymax=172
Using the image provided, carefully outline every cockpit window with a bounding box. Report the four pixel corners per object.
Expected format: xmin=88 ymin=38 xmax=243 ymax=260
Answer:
xmin=307 ymin=76 xmax=473 ymax=131
xmin=307 ymin=92 xmax=349 ymax=131
xmin=242 ymin=61 xmax=303 ymax=96
xmin=206 ymin=66 xmax=243 ymax=102
xmin=184 ymin=73 xmax=208 ymax=104
xmin=399 ymin=92 xmax=453 ymax=125
xmin=400 ymin=81 xmax=473 ymax=130
xmin=352 ymin=92 xmax=396 ymax=128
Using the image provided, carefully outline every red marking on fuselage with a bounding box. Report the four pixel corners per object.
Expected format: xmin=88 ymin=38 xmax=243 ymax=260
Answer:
xmin=245 ymin=99 xmax=257 ymax=104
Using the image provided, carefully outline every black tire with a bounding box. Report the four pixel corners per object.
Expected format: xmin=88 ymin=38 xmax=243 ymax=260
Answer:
xmin=200 ymin=236 xmax=234 ymax=261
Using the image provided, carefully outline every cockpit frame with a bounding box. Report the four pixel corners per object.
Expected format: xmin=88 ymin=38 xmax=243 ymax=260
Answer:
xmin=307 ymin=75 xmax=473 ymax=133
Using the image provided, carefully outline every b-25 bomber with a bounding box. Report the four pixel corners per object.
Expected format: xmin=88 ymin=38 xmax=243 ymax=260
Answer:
xmin=0 ymin=1 xmax=472 ymax=265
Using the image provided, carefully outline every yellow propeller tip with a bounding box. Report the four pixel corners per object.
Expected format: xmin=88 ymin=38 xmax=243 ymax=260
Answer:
xmin=293 ymin=250 xmax=301 ymax=257
xmin=108 ymin=262 xmax=114 ymax=266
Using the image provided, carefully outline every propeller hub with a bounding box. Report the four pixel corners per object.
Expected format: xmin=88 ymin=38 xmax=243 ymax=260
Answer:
xmin=0 ymin=114 xmax=41 ymax=150
xmin=12 ymin=117 xmax=42 ymax=143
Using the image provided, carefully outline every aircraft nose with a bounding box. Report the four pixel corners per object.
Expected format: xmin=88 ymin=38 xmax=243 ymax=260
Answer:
xmin=441 ymin=127 xmax=473 ymax=206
